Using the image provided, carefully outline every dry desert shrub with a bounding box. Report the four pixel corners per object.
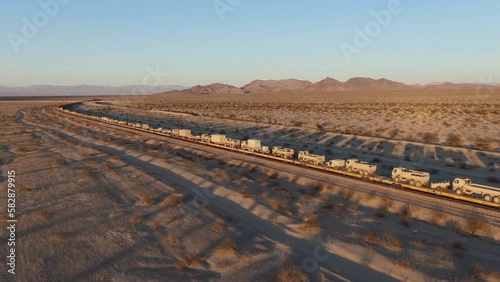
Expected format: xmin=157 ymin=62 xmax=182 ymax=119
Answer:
xmin=216 ymin=238 xmax=237 ymax=255
xmin=175 ymin=253 xmax=202 ymax=271
xmin=20 ymin=187 xmax=32 ymax=192
xmin=384 ymin=232 xmax=402 ymax=251
xmin=48 ymin=157 xmax=64 ymax=166
xmin=332 ymin=203 xmax=344 ymax=216
xmin=347 ymin=202 xmax=359 ymax=213
xmin=276 ymin=266 xmax=309 ymax=282
xmin=363 ymin=232 xmax=380 ymax=245
xmin=161 ymin=194 xmax=183 ymax=207
xmin=299 ymin=214 xmax=320 ymax=233
xmin=128 ymin=214 xmax=144 ymax=225
xmin=270 ymin=198 xmax=287 ymax=211
xmin=241 ymin=190 xmax=253 ymax=199
xmin=212 ymin=220 xmax=225 ymax=232
xmin=150 ymin=221 xmax=160 ymax=231
xmin=0 ymin=213 xmax=10 ymax=222
xmin=393 ymin=258 xmax=413 ymax=269
xmin=410 ymin=239 xmax=423 ymax=248
xmin=166 ymin=234 xmax=179 ymax=245
xmin=53 ymin=232 xmax=66 ymax=243
xmin=464 ymin=217 xmax=488 ymax=236
xmin=297 ymin=195 xmax=310 ymax=206
xmin=83 ymin=166 xmax=95 ymax=176
xmin=137 ymin=193 xmax=157 ymax=206
xmin=15 ymin=146 xmax=31 ymax=153
xmin=380 ymin=198 xmax=394 ymax=211
xmin=37 ymin=209 xmax=49 ymax=219
xmin=432 ymin=245 xmax=447 ymax=257
xmin=447 ymin=133 xmax=463 ymax=147
xmin=422 ymin=132 xmax=439 ymax=144
xmin=431 ymin=210 xmax=447 ymax=224
xmin=175 ymin=259 xmax=187 ymax=272
xmin=343 ymin=190 xmax=355 ymax=201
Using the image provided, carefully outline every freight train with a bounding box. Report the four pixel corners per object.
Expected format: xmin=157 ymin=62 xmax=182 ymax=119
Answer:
xmin=57 ymin=107 xmax=500 ymax=208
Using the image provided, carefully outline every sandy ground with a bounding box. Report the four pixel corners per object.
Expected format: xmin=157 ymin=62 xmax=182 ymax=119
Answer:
xmin=0 ymin=100 xmax=499 ymax=281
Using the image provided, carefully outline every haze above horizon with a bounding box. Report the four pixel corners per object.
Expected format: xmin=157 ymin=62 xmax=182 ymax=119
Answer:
xmin=1 ymin=0 xmax=499 ymax=87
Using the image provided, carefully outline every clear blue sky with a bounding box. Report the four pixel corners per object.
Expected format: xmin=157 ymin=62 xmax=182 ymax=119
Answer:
xmin=1 ymin=0 xmax=499 ymax=87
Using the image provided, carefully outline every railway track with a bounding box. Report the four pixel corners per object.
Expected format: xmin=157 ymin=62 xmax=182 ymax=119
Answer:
xmin=53 ymin=106 xmax=500 ymax=220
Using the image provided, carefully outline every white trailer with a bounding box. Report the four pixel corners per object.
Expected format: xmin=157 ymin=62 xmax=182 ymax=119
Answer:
xmin=272 ymin=146 xmax=294 ymax=159
xmin=392 ymin=167 xmax=430 ymax=187
xmin=298 ymin=151 xmax=326 ymax=165
xmin=345 ymin=159 xmax=377 ymax=176
xmin=241 ymin=139 xmax=262 ymax=151
xmin=326 ymin=159 xmax=346 ymax=169
xmin=178 ymin=129 xmax=192 ymax=138
xmin=241 ymin=139 xmax=269 ymax=153
xmin=211 ymin=134 xmax=226 ymax=145
xmin=452 ymin=178 xmax=500 ymax=203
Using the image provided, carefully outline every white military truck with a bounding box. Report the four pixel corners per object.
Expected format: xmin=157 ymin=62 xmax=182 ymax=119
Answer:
xmin=224 ymin=138 xmax=241 ymax=148
xmin=345 ymin=159 xmax=377 ymax=176
xmin=392 ymin=167 xmax=430 ymax=187
xmin=178 ymin=129 xmax=192 ymax=138
xmin=272 ymin=146 xmax=294 ymax=159
xmin=452 ymin=178 xmax=500 ymax=203
xmin=241 ymin=139 xmax=270 ymax=153
xmin=211 ymin=134 xmax=226 ymax=145
xmin=298 ymin=151 xmax=326 ymax=165
xmin=141 ymin=124 xmax=150 ymax=130
xmin=326 ymin=159 xmax=346 ymax=169
xmin=171 ymin=129 xmax=180 ymax=136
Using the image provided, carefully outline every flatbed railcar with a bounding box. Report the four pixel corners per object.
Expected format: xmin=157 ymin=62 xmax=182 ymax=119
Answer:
xmin=56 ymin=107 xmax=500 ymax=209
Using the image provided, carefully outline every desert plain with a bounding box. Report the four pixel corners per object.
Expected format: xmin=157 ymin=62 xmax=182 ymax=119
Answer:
xmin=1 ymin=89 xmax=500 ymax=281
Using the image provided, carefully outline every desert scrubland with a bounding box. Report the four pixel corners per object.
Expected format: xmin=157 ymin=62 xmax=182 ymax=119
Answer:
xmin=0 ymin=97 xmax=499 ymax=281
xmin=83 ymin=90 xmax=500 ymax=184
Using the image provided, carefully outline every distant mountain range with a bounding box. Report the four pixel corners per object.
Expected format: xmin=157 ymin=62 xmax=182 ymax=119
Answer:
xmin=158 ymin=77 xmax=500 ymax=95
xmin=0 ymin=85 xmax=186 ymax=96
xmin=1 ymin=78 xmax=498 ymax=96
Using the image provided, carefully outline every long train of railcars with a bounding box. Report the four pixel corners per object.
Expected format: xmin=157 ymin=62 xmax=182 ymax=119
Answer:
xmin=57 ymin=106 xmax=500 ymax=209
